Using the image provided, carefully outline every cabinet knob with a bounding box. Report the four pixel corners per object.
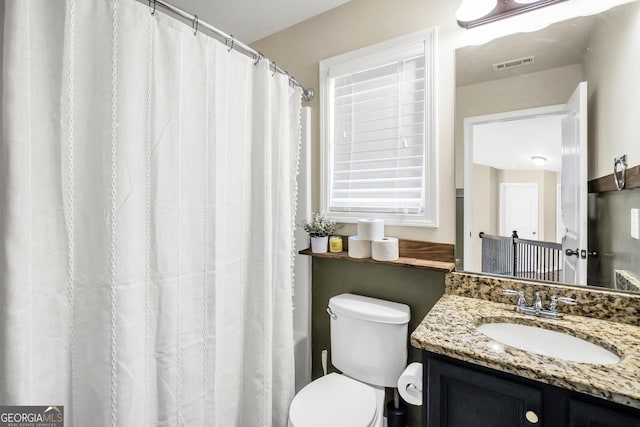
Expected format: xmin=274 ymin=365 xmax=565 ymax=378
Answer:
xmin=525 ymin=410 xmax=540 ymax=424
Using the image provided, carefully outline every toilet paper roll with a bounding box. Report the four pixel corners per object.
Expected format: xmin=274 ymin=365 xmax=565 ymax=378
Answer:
xmin=371 ymin=237 xmax=399 ymax=261
xmin=398 ymin=362 xmax=423 ymax=406
xmin=348 ymin=236 xmax=372 ymax=259
xmin=357 ymin=218 xmax=384 ymax=241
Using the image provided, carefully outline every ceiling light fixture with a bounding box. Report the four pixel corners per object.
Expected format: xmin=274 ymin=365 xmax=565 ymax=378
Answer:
xmin=455 ymin=0 xmax=496 ymax=23
xmin=531 ymin=156 xmax=547 ymax=166
xmin=456 ymin=0 xmax=568 ymax=29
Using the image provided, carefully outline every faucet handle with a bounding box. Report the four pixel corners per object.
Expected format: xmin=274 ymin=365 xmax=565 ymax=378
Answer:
xmin=557 ymin=296 xmax=577 ymax=305
xmin=548 ymin=295 xmax=577 ymax=311
xmin=503 ymin=289 xmax=527 ymax=307
xmin=533 ymin=292 xmax=543 ymax=311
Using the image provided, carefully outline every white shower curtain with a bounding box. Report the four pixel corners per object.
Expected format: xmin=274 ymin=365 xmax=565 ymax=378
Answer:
xmin=0 ymin=1 xmax=301 ymax=426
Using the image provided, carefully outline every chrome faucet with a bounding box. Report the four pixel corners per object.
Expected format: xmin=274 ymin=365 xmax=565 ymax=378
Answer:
xmin=503 ymin=289 xmax=577 ymax=319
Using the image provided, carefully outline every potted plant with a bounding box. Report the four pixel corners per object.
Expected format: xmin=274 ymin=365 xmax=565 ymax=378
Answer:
xmin=303 ymin=213 xmax=338 ymax=253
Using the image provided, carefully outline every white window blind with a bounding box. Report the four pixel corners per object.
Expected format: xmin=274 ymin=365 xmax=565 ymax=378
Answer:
xmin=331 ymin=54 xmax=426 ymax=214
xmin=320 ymin=29 xmax=437 ymax=226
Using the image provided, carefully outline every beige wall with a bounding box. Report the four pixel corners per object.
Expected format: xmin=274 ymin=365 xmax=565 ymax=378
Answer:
xmin=582 ymin=2 xmax=640 ymax=179
xmin=582 ymin=1 xmax=640 ymax=289
xmin=253 ymin=0 xmax=463 ymax=244
xmin=455 ymin=64 xmax=583 ymax=186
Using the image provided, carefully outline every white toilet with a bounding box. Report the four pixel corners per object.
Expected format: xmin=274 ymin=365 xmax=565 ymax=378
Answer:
xmin=288 ymin=293 xmax=410 ymax=427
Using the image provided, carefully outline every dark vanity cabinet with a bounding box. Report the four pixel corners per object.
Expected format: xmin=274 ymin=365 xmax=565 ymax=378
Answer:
xmin=425 ymin=356 xmax=543 ymax=427
xmin=569 ymin=400 xmax=640 ymax=427
xmin=422 ymin=352 xmax=640 ymax=427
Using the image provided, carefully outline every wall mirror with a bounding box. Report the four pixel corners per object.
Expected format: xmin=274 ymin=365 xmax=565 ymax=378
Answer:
xmin=455 ymin=0 xmax=640 ymax=293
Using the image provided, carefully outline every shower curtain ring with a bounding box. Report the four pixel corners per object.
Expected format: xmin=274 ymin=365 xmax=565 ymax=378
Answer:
xmin=192 ymin=15 xmax=199 ymax=36
xmin=253 ymin=52 xmax=263 ymax=65
xmin=272 ymin=62 xmax=277 ymax=77
xmin=227 ymin=36 xmax=235 ymax=52
xmin=286 ymin=72 xmax=295 ymax=88
xmin=149 ymin=0 xmax=156 ymax=16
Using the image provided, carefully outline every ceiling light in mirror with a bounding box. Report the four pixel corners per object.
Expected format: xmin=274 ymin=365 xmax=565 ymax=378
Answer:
xmin=456 ymin=0 xmax=638 ymax=47
xmin=531 ymin=156 xmax=547 ymax=166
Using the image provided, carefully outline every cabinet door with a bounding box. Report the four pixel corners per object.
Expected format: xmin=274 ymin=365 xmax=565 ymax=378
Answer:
xmin=570 ymin=400 xmax=640 ymax=427
xmin=426 ymin=357 xmax=543 ymax=427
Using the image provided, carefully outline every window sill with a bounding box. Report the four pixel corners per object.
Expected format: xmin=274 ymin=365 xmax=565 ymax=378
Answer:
xmin=299 ymin=237 xmax=455 ymax=273
xmin=327 ymin=213 xmax=439 ymax=228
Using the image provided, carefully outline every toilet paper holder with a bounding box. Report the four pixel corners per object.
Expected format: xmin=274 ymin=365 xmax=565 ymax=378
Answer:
xmin=397 ymin=362 xmax=423 ymax=406
xmin=405 ymin=383 xmax=422 ymax=393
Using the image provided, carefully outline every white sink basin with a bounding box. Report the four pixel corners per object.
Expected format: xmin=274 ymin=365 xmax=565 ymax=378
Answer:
xmin=477 ymin=322 xmax=620 ymax=365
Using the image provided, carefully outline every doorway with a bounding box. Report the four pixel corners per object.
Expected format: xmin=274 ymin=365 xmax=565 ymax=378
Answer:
xmin=463 ymin=103 xmax=565 ymax=273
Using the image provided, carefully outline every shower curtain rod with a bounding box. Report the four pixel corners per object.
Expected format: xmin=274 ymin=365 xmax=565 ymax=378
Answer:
xmin=140 ymin=0 xmax=315 ymax=102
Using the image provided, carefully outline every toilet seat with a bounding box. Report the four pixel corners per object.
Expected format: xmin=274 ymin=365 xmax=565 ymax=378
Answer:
xmin=289 ymin=373 xmax=378 ymax=427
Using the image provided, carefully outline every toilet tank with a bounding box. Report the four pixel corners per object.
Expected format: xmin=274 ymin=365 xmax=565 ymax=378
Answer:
xmin=328 ymin=293 xmax=410 ymax=387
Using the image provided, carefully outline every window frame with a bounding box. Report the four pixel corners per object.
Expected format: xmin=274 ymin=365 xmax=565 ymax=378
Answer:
xmin=319 ymin=28 xmax=438 ymax=227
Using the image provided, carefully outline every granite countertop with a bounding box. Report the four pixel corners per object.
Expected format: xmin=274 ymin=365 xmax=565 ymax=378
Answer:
xmin=411 ymin=293 xmax=640 ymax=408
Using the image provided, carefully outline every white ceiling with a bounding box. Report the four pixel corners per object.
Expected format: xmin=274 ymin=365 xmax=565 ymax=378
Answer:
xmin=473 ymin=115 xmax=563 ymax=172
xmin=456 ymin=14 xmax=596 ymax=87
xmin=168 ymin=0 xmax=352 ymax=43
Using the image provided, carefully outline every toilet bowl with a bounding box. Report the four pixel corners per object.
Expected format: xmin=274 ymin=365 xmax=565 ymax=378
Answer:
xmin=288 ymin=373 xmax=385 ymax=427
xmin=288 ymin=294 xmax=410 ymax=427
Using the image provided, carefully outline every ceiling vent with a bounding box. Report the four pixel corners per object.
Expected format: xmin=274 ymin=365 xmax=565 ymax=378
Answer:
xmin=493 ymin=56 xmax=536 ymax=71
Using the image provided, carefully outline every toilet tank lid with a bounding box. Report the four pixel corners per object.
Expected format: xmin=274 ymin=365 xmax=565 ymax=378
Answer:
xmin=329 ymin=293 xmax=410 ymax=324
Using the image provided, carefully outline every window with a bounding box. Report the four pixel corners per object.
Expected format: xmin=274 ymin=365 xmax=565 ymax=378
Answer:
xmin=320 ymin=29 xmax=438 ymax=227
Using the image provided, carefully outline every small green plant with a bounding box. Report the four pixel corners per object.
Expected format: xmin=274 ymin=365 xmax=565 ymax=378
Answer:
xmin=302 ymin=213 xmax=338 ymax=237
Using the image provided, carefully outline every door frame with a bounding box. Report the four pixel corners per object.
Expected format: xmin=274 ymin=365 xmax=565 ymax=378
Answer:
xmin=463 ymin=104 xmax=565 ymax=271
xmin=556 ymin=183 xmax=563 ymax=243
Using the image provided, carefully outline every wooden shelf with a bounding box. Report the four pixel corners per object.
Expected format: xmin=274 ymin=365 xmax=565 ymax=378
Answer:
xmin=299 ymin=237 xmax=456 ymax=273
xmin=588 ymin=164 xmax=640 ymax=193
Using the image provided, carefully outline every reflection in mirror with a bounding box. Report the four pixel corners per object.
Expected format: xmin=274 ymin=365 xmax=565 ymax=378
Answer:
xmin=455 ymin=0 xmax=640 ymax=294
xmin=464 ymin=108 xmax=565 ymax=278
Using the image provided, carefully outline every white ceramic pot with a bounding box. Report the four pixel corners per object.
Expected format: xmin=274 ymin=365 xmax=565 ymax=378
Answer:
xmin=310 ymin=236 xmax=329 ymax=253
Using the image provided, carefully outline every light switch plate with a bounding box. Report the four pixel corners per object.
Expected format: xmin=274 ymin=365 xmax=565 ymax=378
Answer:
xmin=632 ymin=208 xmax=639 ymax=239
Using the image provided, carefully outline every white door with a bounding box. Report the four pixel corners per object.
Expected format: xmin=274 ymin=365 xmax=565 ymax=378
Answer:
xmin=500 ymin=183 xmax=538 ymax=239
xmin=561 ymin=82 xmax=588 ymax=285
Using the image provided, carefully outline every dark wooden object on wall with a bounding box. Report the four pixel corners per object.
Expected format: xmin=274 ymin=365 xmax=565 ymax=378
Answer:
xmin=588 ymin=164 xmax=640 ymax=193
xmin=300 ymin=237 xmax=455 ymax=273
